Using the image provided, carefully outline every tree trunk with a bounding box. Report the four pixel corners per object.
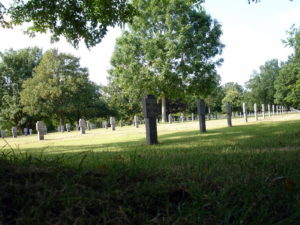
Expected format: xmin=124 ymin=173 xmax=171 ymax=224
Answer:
xmin=161 ymin=94 xmax=167 ymax=123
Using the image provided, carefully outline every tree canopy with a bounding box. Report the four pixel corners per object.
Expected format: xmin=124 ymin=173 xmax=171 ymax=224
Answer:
xmin=108 ymin=0 xmax=223 ymax=122
xmin=21 ymin=49 xmax=107 ymax=126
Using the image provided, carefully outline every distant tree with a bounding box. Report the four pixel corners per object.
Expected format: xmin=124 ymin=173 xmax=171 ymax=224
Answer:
xmin=21 ymin=49 xmax=106 ymax=127
xmin=0 ymin=47 xmax=42 ymax=129
xmin=109 ymin=0 xmax=223 ymax=122
xmin=222 ymin=82 xmax=244 ymax=112
xmin=245 ymin=59 xmax=280 ymax=105
xmin=274 ymin=25 xmax=300 ymax=108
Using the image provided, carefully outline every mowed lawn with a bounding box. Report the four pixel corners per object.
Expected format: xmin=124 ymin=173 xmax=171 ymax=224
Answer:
xmin=1 ymin=113 xmax=300 ymax=225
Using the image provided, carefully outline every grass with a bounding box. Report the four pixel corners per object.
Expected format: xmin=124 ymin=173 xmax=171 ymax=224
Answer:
xmin=1 ymin=113 xmax=300 ymax=225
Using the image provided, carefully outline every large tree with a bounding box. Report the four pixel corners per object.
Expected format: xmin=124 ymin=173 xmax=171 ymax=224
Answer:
xmin=21 ymin=49 xmax=105 ymax=126
xmin=274 ymin=25 xmax=300 ymax=108
xmin=108 ymin=0 xmax=223 ymax=122
xmin=0 ymin=47 xmax=42 ymax=129
xmin=245 ymin=59 xmax=280 ymax=105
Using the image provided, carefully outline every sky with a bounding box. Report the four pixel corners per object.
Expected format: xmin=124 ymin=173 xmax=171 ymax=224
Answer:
xmin=0 ymin=0 xmax=300 ymax=87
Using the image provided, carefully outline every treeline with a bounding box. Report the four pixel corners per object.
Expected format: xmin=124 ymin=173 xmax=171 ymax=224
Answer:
xmin=0 ymin=48 xmax=111 ymax=133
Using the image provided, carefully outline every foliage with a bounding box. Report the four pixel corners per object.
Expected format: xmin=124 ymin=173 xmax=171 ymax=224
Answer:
xmin=222 ymin=82 xmax=244 ymax=112
xmin=275 ymin=25 xmax=300 ymax=108
xmin=0 ymin=47 xmax=42 ymax=128
xmin=246 ymin=59 xmax=280 ymax=105
xmin=2 ymin=0 xmax=137 ymax=48
xmin=108 ymin=0 xmax=223 ymax=121
xmin=20 ymin=49 xmax=106 ymax=126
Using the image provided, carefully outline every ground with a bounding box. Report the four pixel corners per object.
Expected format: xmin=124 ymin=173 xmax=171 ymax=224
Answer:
xmin=1 ymin=113 xmax=300 ymax=225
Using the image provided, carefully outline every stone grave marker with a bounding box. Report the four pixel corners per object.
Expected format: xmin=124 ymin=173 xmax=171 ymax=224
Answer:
xmin=268 ymin=104 xmax=271 ymax=117
xmin=110 ymin=117 xmax=116 ymax=131
xmin=12 ymin=127 xmax=17 ymax=138
xmin=119 ymin=120 xmax=123 ymax=128
xmin=180 ymin=113 xmax=184 ymax=123
xmin=243 ymin=103 xmax=248 ymax=122
xmin=272 ymin=105 xmax=275 ymax=116
xmin=36 ymin=121 xmax=45 ymax=140
xmin=262 ymin=104 xmax=265 ymax=119
xmin=168 ymin=114 xmax=172 ymax=124
xmin=226 ymin=102 xmax=232 ymax=127
xmin=192 ymin=113 xmax=195 ymax=121
xmin=79 ymin=118 xmax=86 ymax=134
xmin=134 ymin=115 xmax=139 ymax=128
xmin=87 ymin=121 xmax=91 ymax=131
xmin=29 ymin=129 xmax=33 ymax=135
xmin=1 ymin=130 xmax=5 ymax=138
xmin=24 ymin=128 xmax=28 ymax=136
xmin=143 ymin=95 xmax=158 ymax=145
xmin=197 ymin=99 xmax=206 ymax=132
xmin=254 ymin=103 xmax=258 ymax=121
xmin=66 ymin=123 xmax=71 ymax=132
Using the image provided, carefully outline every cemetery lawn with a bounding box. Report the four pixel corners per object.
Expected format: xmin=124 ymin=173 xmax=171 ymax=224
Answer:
xmin=1 ymin=114 xmax=300 ymax=225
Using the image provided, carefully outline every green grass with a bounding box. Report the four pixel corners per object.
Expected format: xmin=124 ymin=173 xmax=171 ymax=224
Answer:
xmin=1 ymin=114 xmax=300 ymax=225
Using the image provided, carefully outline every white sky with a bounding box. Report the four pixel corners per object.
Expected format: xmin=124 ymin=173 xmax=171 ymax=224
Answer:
xmin=0 ymin=0 xmax=300 ymax=87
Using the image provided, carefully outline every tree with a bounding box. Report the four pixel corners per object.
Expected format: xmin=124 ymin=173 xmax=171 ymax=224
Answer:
xmin=0 ymin=47 xmax=42 ymax=129
xmin=1 ymin=0 xmax=137 ymax=48
xmin=21 ymin=49 xmax=106 ymax=127
xmin=108 ymin=0 xmax=223 ymax=122
xmin=222 ymin=82 xmax=244 ymax=113
xmin=245 ymin=59 xmax=280 ymax=105
xmin=274 ymin=25 xmax=300 ymax=108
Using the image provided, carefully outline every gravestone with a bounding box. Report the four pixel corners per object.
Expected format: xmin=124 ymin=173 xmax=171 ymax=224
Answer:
xmin=142 ymin=95 xmax=158 ymax=145
xmin=168 ymin=114 xmax=172 ymax=124
xmin=226 ymin=102 xmax=232 ymax=127
xmin=29 ymin=129 xmax=33 ymax=135
xmin=66 ymin=123 xmax=71 ymax=132
xmin=24 ymin=128 xmax=28 ymax=136
xmin=262 ymin=104 xmax=265 ymax=119
xmin=36 ymin=121 xmax=45 ymax=140
xmin=272 ymin=105 xmax=275 ymax=116
xmin=110 ymin=117 xmax=116 ymax=131
xmin=243 ymin=103 xmax=248 ymax=122
xmin=197 ymin=99 xmax=206 ymax=132
xmin=119 ymin=120 xmax=123 ymax=128
xmin=134 ymin=115 xmax=139 ymax=128
xmin=103 ymin=121 xmax=108 ymax=129
xmin=44 ymin=126 xmax=47 ymax=135
xmin=192 ymin=113 xmax=195 ymax=121
xmin=79 ymin=118 xmax=86 ymax=134
xmin=254 ymin=103 xmax=258 ymax=121
xmin=12 ymin=127 xmax=17 ymax=138
xmin=268 ymin=104 xmax=271 ymax=117
xmin=276 ymin=105 xmax=279 ymax=115
xmin=180 ymin=113 xmax=184 ymax=123
xmin=1 ymin=130 xmax=5 ymax=138
xmin=87 ymin=121 xmax=91 ymax=131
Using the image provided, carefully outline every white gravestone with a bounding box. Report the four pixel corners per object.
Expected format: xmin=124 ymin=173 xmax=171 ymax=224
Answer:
xmin=29 ymin=129 xmax=33 ymax=135
xmin=79 ymin=119 xmax=86 ymax=134
xmin=134 ymin=115 xmax=139 ymax=128
xmin=168 ymin=114 xmax=172 ymax=124
xmin=180 ymin=113 xmax=184 ymax=123
xmin=243 ymin=103 xmax=248 ymax=123
xmin=254 ymin=103 xmax=258 ymax=121
xmin=110 ymin=117 xmax=116 ymax=131
xmin=262 ymin=104 xmax=265 ymax=119
xmin=36 ymin=121 xmax=45 ymax=140
xmin=66 ymin=123 xmax=71 ymax=132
